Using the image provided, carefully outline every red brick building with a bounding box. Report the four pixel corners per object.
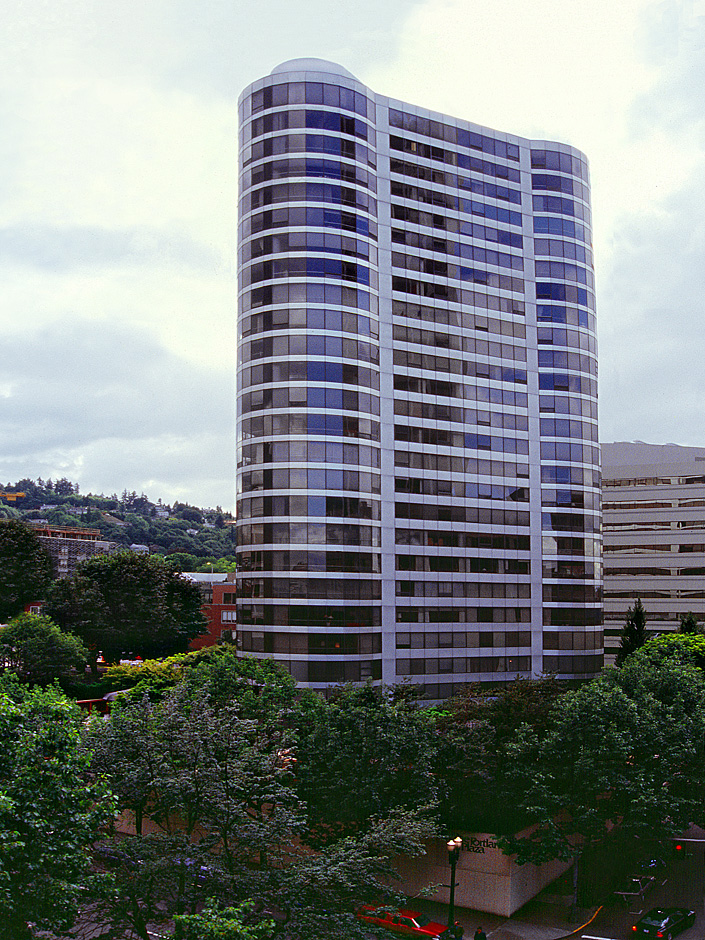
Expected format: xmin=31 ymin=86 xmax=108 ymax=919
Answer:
xmin=183 ymin=573 xmax=237 ymax=650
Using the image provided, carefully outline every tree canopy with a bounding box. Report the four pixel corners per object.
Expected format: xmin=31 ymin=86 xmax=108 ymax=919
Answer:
xmin=292 ymin=683 xmax=438 ymax=844
xmin=104 ymin=647 xmax=300 ymax=723
xmin=433 ymin=677 xmax=567 ymax=833
xmin=636 ymin=631 xmax=705 ymax=670
xmin=175 ymin=903 xmax=276 ymax=940
xmin=2 ymin=476 xmax=236 ymax=563
xmin=5 ymin=637 xmax=705 ymax=937
xmin=0 ymin=520 xmax=53 ymax=621
xmin=0 ymin=683 xmax=116 ymax=939
xmin=87 ymin=682 xmax=434 ymax=940
xmin=495 ymin=647 xmax=705 ymax=867
xmin=679 ymin=611 xmax=700 ymax=634
xmin=46 ymin=551 xmax=206 ymax=667
xmin=0 ymin=613 xmax=88 ymax=685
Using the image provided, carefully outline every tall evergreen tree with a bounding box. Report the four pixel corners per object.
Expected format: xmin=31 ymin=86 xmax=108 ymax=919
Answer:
xmin=679 ymin=611 xmax=700 ymax=635
xmin=616 ymin=598 xmax=648 ymax=666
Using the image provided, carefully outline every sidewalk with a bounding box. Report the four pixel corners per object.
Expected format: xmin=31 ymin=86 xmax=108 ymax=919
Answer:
xmin=409 ymin=887 xmax=601 ymax=940
xmin=485 ymin=899 xmax=601 ymax=940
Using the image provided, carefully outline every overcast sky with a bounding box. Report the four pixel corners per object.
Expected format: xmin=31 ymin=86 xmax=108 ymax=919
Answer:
xmin=1 ymin=0 xmax=704 ymax=510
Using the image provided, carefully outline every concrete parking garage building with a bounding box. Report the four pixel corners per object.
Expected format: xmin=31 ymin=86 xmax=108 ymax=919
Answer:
xmin=603 ymin=441 xmax=705 ymax=661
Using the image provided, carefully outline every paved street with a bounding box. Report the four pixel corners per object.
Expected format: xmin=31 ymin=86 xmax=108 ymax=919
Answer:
xmin=577 ymin=845 xmax=704 ymax=940
xmin=409 ymin=841 xmax=705 ymax=940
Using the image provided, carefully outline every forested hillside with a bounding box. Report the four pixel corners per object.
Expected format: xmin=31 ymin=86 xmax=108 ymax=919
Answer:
xmin=0 ymin=478 xmax=235 ymax=569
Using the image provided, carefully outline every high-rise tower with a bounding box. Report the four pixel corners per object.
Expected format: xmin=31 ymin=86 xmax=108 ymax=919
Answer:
xmin=237 ymin=59 xmax=602 ymax=696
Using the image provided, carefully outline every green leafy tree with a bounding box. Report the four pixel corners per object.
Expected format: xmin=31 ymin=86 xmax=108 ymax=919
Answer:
xmin=495 ymin=651 xmax=705 ymax=881
xmin=176 ymin=506 xmax=203 ymax=524
xmin=433 ymin=677 xmax=567 ymax=833
xmin=180 ymin=649 xmax=300 ymax=718
xmin=46 ymin=551 xmax=206 ymax=667
xmin=175 ymin=903 xmax=276 ymax=940
xmin=87 ymin=682 xmax=434 ymax=940
xmin=53 ymin=477 xmax=75 ymax=497
xmin=637 ymin=631 xmax=705 ymax=669
xmin=0 ymin=613 xmax=88 ymax=685
xmin=167 ymin=552 xmax=201 ymax=571
xmin=44 ymin=509 xmax=83 ymax=527
xmin=104 ymin=654 xmax=190 ymax=699
xmin=615 ymin=597 xmax=648 ymax=666
xmin=0 ymin=685 xmax=116 ymax=939
xmin=679 ymin=611 xmax=700 ymax=634
xmin=292 ymin=683 xmax=439 ymax=844
xmin=42 ymin=573 xmax=108 ymax=674
xmin=195 ymin=557 xmax=237 ymax=573
xmin=0 ymin=520 xmax=53 ymax=620
xmin=4 ymin=476 xmax=235 ymax=561
xmin=104 ymin=648 xmax=299 ymax=722
xmin=276 ymin=808 xmax=435 ymax=940
xmin=87 ymin=684 xmax=303 ymax=937
xmin=95 ymin=832 xmax=227 ymax=940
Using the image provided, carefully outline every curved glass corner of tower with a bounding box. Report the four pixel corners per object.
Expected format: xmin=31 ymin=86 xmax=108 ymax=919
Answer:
xmin=531 ymin=143 xmax=602 ymax=677
xmin=236 ymin=64 xmax=382 ymax=687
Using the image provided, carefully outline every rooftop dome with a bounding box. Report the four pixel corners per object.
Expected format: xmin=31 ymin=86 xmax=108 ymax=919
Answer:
xmin=270 ymin=58 xmax=357 ymax=81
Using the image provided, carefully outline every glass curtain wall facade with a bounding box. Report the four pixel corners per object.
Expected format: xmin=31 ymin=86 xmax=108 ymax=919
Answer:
xmin=237 ymin=59 xmax=602 ymax=696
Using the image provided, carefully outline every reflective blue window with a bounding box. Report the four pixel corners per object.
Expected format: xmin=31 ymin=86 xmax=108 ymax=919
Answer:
xmin=536 ymin=283 xmax=589 ymax=305
xmin=307 ymin=283 xmax=325 ymax=303
xmin=533 ymin=215 xmax=589 ymax=242
xmin=461 ymin=200 xmax=522 ymax=228
xmin=307 ymin=335 xmax=325 ymax=356
xmin=308 ymin=388 xmax=326 ymax=408
xmin=531 ymin=148 xmax=588 ymax=182
xmin=308 ymin=496 xmax=326 ymax=515
xmin=339 ymin=87 xmax=355 ymax=112
xmin=307 ymin=310 xmax=325 ymax=330
xmin=325 ymin=336 xmax=343 ymax=357
xmin=324 ymin=310 xmax=342 ymax=330
xmin=326 ymin=416 xmax=344 ymax=435
xmin=307 ymin=362 xmax=326 ymax=381
xmin=326 ymin=388 xmax=343 ymax=409
xmin=326 ymin=362 xmax=343 ymax=383
xmin=306 ymin=82 xmax=324 ymax=104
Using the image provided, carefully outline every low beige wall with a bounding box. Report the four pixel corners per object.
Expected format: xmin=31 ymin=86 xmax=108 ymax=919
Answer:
xmin=114 ymin=813 xmax=568 ymax=918
xmin=395 ymin=832 xmax=571 ymax=917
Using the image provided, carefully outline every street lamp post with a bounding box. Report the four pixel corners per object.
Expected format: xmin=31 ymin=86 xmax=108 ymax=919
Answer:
xmin=447 ymin=836 xmax=463 ymax=933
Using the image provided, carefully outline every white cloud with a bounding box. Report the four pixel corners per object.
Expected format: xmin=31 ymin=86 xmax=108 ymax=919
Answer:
xmin=364 ymin=0 xmax=702 ymax=237
xmin=0 ymin=0 xmax=426 ymax=508
xmin=3 ymin=0 xmax=705 ymax=506
xmin=367 ymin=0 xmax=705 ymax=448
xmin=0 ymin=319 xmax=234 ymax=506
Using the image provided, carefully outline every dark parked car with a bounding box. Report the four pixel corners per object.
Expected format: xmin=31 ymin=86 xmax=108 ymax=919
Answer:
xmin=632 ymin=907 xmax=696 ymax=938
